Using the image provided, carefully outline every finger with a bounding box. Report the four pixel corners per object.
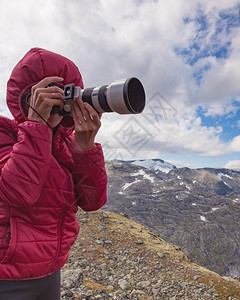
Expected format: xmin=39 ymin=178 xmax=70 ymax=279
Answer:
xmin=45 ymin=85 xmax=64 ymax=95
xmin=44 ymin=97 xmax=65 ymax=110
xmin=33 ymin=91 xmax=64 ymax=109
xmin=72 ymin=101 xmax=85 ymax=123
xmin=31 ymin=77 xmax=63 ymax=100
xmin=73 ymin=99 xmax=89 ymax=121
xmin=84 ymin=102 xmax=101 ymax=125
xmin=71 ymin=106 xmax=78 ymax=123
xmin=50 ymin=91 xmax=64 ymax=101
xmin=32 ymin=86 xmax=64 ymax=104
xmin=33 ymin=89 xmax=62 ymax=101
xmin=72 ymin=105 xmax=85 ymax=125
xmin=83 ymin=102 xmax=98 ymax=116
xmin=36 ymin=76 xmax=64 ymax=89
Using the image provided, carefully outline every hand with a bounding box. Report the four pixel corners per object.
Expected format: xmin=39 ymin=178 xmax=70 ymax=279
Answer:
xmin=28 ymin=77 xmax=64 ymax=128
xmin=72 ymin=98 xmax=102 ymax=151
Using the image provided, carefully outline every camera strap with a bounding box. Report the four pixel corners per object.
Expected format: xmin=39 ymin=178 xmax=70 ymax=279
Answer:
xmin=25 ymin=93 xmax=52 ymax=130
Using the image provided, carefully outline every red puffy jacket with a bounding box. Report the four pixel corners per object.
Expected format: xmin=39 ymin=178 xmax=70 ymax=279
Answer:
xmin=0 ymin=48 xmax=107 ymax=279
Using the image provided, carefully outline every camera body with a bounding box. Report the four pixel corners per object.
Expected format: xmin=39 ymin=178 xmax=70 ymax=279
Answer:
xmin=61 ymin=83 xmax=76 ymax=116
xmin=60 ymin=77 xmax=145 ymax=117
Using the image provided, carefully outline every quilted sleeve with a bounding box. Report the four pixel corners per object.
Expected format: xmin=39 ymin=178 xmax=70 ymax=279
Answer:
xmin=0 ymin=119 xmax=52 ymax=207
xmin=67 ymin=138 xmax=107 ymax=212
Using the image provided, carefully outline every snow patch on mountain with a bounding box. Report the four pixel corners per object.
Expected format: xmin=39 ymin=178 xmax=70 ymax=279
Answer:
xmin=129 ymin=159 xmax=176 ymax=174
xmin=131 ymin=169 xmax=155 ymax=183
xmin=122 ymin=179 xmax=141 ymax=191
xmin=200 ymin=216 xmax=207 ymax=222
xmin=217 ymin=173 xmax=233 ymax=180
xmin=233 ymin=198 xmax=240 ymax=203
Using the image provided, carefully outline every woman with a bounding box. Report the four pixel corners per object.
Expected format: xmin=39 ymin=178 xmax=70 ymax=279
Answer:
xmin=0 ymin=48 xmax=107 ymax=299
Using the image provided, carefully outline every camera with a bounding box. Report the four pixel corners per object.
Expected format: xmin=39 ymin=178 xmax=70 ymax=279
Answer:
xmin=60 ymin=77 xmax=145 ymax=117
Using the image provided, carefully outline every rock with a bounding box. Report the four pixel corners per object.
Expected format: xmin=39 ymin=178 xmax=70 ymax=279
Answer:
xmin=73 ymin=292 xmax=81 ymax=299
xmin=118 ymin=279 xmax=130 ymax=290
xmin=61 ymin=269 xmax=83 ymax=290
xmin=105 ymin=240 xmax=113 ymax=245
xmin=98 ymin=213 xmax=109 ymax=221
xmin=174 ymin=246 xmax=181 ymax=250
xmin=152 ymin=288 xmax=159 ymax=296
xmin=101 ymin=270 xmax=109 ymax=277
xmin=61 ymin=290 xmax=73 ymax=298
xmin=135 ymin=240 xmax=144 ymax=245
xmin=120 ymin=212 xmax=129 ymax=218
xmin=78 ymin=218 xmax=88 ymax=224
xmin=137 ymin=280 xmax=151 ymax=288
xmin=98 ymin=225 xmax=106 ymax=231
xmin=95 ymin=239 xmax=104 ymax=245
xmin=157 ymin=252 xmax=165 ymax=258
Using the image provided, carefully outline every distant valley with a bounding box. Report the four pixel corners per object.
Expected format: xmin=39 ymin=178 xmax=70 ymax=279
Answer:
xmin=104 ymin=159 xmax=240 ymax=279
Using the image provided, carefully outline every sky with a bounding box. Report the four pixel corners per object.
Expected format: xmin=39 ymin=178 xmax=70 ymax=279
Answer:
xmin=1 ymin=0 xmax=240 ymax=169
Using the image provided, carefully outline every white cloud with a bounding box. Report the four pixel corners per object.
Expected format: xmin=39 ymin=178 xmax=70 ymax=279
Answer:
xmin=229 ymin=135 xmax=240 ymax=152
xmin=99 ymin=112 xmax=227 ymax=160
xmin=1 ymin=0 xmax=240 ymax=165
xmin=225 ymin=160 xmax=240 ymax=170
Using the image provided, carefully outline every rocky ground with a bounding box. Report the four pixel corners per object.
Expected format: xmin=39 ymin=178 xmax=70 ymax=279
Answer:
xmin=60 ymin=210 xmax=240 ymax=299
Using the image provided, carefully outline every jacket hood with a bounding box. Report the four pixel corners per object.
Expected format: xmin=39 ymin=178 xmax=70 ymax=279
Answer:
xmin=7 ymin=47 xmax=84 ymax=126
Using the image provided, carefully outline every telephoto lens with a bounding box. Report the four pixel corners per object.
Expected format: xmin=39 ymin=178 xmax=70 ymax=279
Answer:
xmin=63 ymin=77 xmax=145 ymax=115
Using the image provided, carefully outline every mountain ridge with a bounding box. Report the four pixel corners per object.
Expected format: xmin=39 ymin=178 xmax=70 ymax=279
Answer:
xmin=118 ymin=158 xmax=176 ymax=174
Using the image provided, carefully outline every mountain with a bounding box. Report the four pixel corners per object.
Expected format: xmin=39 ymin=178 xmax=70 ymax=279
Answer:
xmin=104 ymin=160 xmax=240 ymax=279
xmin=127 ymin=158 xmax=176 ymax=174
xmin=61 ymin=209 xmax=240 ymax=299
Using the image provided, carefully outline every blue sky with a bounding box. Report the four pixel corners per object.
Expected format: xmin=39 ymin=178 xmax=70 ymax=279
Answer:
xmin=174 ymin=3 xmax=240 ymax=168
xmin=1 ymin=0 xmax=240 ymax=169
